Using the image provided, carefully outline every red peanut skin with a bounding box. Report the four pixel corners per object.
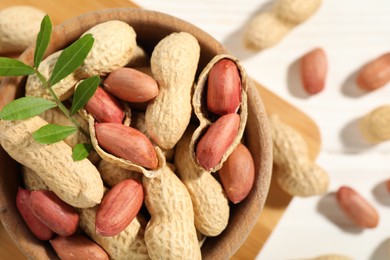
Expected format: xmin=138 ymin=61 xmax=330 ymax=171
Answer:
xmin=95 ymin=123 xmax=158 ymax=169
xmin=16 ymin=188 xmax=54 ymax=240
xmin=96 ymin=179 xmax=144 ymax=236
xmin=218 ymin=143 xmax=255 ymax=204
xmin=356 ymin=53 xmax=390 ymax=91
xmin=84 ymin=86 xmax=124 ymax=123
xmin=29 ymin=190 xmax=79 ymax=236
xmin=50 ymin=234 xmax=109 ymax=260
xmin=336 ymin=186 xmax=379 ymax=228
xmin=196 ymin=113 xmax=240 ymax=170
xmin=207 ymin=59 xmax=241 ymax=115
xmin=300 ymin=48 xmax=328 ymax=95
xmin=104 ymin=67 xmax=159 ymax=103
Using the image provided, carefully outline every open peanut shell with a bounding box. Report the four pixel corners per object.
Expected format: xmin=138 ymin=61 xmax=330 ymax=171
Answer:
xmin=191 ymin=54 xmax=248 ymax=172
xmin=81 ymin=109 xmax=166 ymax=178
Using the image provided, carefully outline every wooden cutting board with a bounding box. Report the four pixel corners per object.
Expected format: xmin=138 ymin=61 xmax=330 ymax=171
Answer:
xmin=0 ymin=1 xmax=321 ymax=259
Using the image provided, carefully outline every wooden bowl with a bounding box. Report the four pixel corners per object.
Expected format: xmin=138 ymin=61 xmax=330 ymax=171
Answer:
xmin=0 ymin=8 xmax=272 ymax=259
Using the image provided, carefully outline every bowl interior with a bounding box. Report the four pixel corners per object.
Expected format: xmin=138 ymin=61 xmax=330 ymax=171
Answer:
xmin=0 ymin=8 xmax=272 ymax=259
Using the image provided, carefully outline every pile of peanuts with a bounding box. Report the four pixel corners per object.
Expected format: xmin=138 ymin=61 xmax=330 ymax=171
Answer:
xmin=0 ymin=17 xmax=257 ymax=259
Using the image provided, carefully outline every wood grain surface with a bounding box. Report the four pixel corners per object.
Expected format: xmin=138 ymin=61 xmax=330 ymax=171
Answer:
xmin=0 ymin=0 xmax=321 ymax=259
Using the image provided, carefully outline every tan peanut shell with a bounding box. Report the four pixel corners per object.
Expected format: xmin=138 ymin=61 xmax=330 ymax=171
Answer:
xmin=273 ymin=0 xmax=322 ymax=24
xmin=98 ymin=159 xmax=142 ymax=187
xmin=243 ymin=12 xmax=293 ymax=51
xmin=22 ymin=167 xmax=49 ymax=191
xmin=25 ymin=51 xmax=79 ymax=101
xmin=359 ymin=105 xmax=390 ymax=143
xmin=191 ymin=54 xmax=248 ymax=172
xmin=131 ymin=112 xmax=174 ymax=162
xmin=76 ymin=20 xmax=137 ymax=78
xmin=78 ymin=206 xmax=149 ymax=260
xmin=244 ymin=0 xmax=321 ymax=51
xmin=175 ymin=126 xmax=229 ymax=237
xmin=127 ymin=45 xmax=150 ymax=68
xmin=0 ymin=6 xmax=46 ymax=54
xmin=0 ymin=116 xmax=104 ymax=208
xmin=82 ymin=109 xmax=165 ymax=178
xmin=143 ymin=164 xmax=201 ymax=260
xmin=145 ymin=32 xmax=200 ymax=150
xmin=270 ymin=114 xmax=329 ymax=196
xmin=309 ymin=255 xmax=353 ymax=260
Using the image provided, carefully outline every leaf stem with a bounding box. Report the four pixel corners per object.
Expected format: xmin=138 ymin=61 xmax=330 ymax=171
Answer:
xmin=34 ymin=69 xmax=89 ymax=138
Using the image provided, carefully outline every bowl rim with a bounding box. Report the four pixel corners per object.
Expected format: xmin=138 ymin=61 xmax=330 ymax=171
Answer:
xmin=0 ymin=7 xmax=273 ymax=260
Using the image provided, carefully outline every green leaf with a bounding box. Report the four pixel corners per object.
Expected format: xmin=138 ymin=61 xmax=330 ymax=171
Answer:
xmin=34 ymin=15 xmax=52 ymax=68
xmin=0 ymin=58 xmax=35 ymax=76
xmin=70 ymin=76 xmax=100 ymax=115
xmin=72 ymin=143 xmax=93 ymax=161
xmin=0 ymin=97 xmax=56 ymax=120
xmin=49 ymin=34 xmax=94 ymax=86
xmin=32 ymin=124 xmax=77 ymax=144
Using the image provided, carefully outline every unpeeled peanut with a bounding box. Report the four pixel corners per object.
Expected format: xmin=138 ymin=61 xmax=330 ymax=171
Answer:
xmin=0 ymin=117 xmax=104 ymax=208
xmin=96 ymin=179 xmax=144 ymax=237
xmin=22 ymin=166 xmax=49 ymax=191
xmin=0 ymin=6 xmax=46 ymax=54
xmin=273 ymin=0 xmax=323 ymax=24
xmin=300 ymin=48 xmax=328 ymax=95
xmin=336 ymin=186 xmax=379 ymax=228
xmin=244 ymin=0 xmax=321 ymax=51
xmin=95 ymin=123 xmax=158 ymax=169
xmin=104 ymin=67 xmax=159 ymax=103
xmin=143 ymin=164 xmax=201 ymax=260
xmin=76 ymin=20 xmax=137 ymax=77
xmin=359 ymin=105 xmax=390 ymax=143
xmin=131 ymin=111 xmax=175 ymax=162
xmin=16 ymin=187 xmax=54 ymax=241
xmin=50 ymin=234 xmax=109 ymax=260
xmin=196 ymin=113 xmax=240 ymax=170
xmin=84 ymin=85 xmax=125 ymax=123
xmin=218 ymin=143 xmax=255 ymax=204
xmin=356 ymin=53 xmax=390 ymax=91
xmin=29 ymin=190 xmax=79 ymax=236
xmin=175 ymin=127 xmax=229 ymax=237
xmin=207 ymin=59 xmax=241 ymax=115
xmin=146 ymin=32 xmax=200 ymax=149
xmin=270 ymin=115 xmax=329 ymax=196
xmin=310 ymin=255 xmax=353 ymax=260
xmin=244 ymin=12 xmax=293 ymax=51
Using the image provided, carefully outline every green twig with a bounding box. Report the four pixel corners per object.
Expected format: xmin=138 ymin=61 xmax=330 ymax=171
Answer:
xmin=34 ymin=69 xmax=89 ymax=138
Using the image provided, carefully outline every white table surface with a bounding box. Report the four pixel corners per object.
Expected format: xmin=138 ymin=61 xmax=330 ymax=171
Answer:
xmin=134 ymin=0 xmax=390 ymax=259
